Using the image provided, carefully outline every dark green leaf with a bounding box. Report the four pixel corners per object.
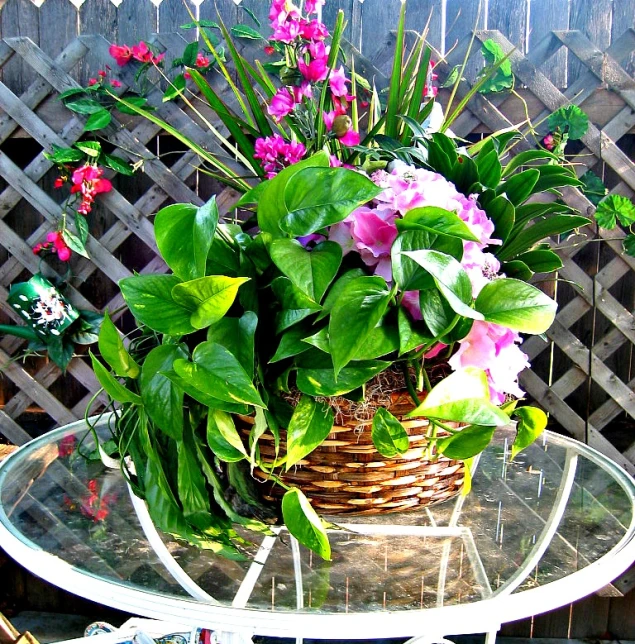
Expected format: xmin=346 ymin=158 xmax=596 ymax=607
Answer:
xmin=484 ymin=195 xmax=515 ymax=244
xmin=74 ymin=212 xmax=89 ymax=245
xmin=163 ymin=74 xmax=187 ymax=101
xmin=140 ymin=344 xmax=188 ymax=440
xmin=84 ymin=109 xmax=111 ymax=131
xmin=502 ymin=150 xmax=558 ymax=177
xmin=515 ymin=249 xmax=563 ymax=273
xmin=328 ymin=276 xmax=392 ymax=376
xmin=547 ymin=105 xmax=589 ymax=140
xmin=371 ymin=407 xmax=409 ymax=457
xmin=270 ymin=325 xmax=314 ymax=363
xmin=476 ymin=149 xmax=502 ymax=189
xmin=231 ymin=24 xmax=263 ymax=40
xmin=271 ymin=277 xmax=321 ymax=333
xmin=624 ymin=233 xmax=635 ymax=257
xmin=282 ymin=168 xmax=382 ymax=237
xmin=65 ymin=97 xmax=104 ymax=115
xmin=102 ymin=154 xmax=134 ymax=176
xmin=500 ymin=260 xmax=533 ymax=281
xmin=155 ymin=198 xmax=219 ymax=281
xmin=207 ymin=312 xmax=257 ymax=378
xmin=62 ymin=229 xmax=89 ymax=258
xmin=175 ymin=341 xmax=265 ymax=408
xmin=580 ymin=170 xmax=607 ymax=206
xmin=437 ymin=425 xmax=496 ymax=459
xmin=285 ymin=395 xmax=334 ymax=469
xmin=397 ymin=307 xmax=433 ymax=355
xmin=495 ymin=169 xmax=540 ymax=206
xmin=270 ymin=239 xmax=342 ymax=303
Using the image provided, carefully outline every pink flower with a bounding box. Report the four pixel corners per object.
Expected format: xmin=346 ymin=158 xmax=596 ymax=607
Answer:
xmin=109 ymin=44 xmax=132 ymax=66
xmin=329 ymin=66 xmax=350 ymax=98
xmin=110 ymin=79 xmax=122 ymax=88
xmin=339 ymin=128 xmax=361 ymax=146
xmin=271 ymin=18 xmax=303 ymax=43
xmin=323 ymin=112 xmax=360 ymax=147
xmin=88 ymin=78 xmax=98 ymax=86
xmin=298 ymin=56 xmax=328 ymax=82
xmin=543 ymin=133 xmax=555 ymax=150
xmin=254 ymin=134 xmax=306 ymax=178
xmin=152 ymin=52 xmax=165 ymax=65
xmin=268 ymin=87 xmax=296 ymax=122
xmin=131 ymin=41 xmax=154 ymax=64
xmin=70 ymin=165 xmax=112 ymax=215
xmin=195 ymin=52 xmax=210 ymax=68
xmin=301 ymin=19 xmax=329 ymax=40
xmin=448 ymin=321 xmax=529 ymax=404
xmin=54 ymin=177 xmax=66 ymax=189
xmin=305 ymin=0 xmax=325 ymax=14
xmin=42 ymin=231 xmax=72 ymax=262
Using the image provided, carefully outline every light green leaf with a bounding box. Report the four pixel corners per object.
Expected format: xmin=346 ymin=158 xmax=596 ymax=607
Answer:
xmin=511 ymin=406 xmax=547 ymax=459
xmin=89 ymin=351 xmax=141 ymax=404
xmin=172 ymin=275 xmax=249 ymax=329
xmin=207 ymin=408 xmax=247 ymax=462
xmin=595 ymin=195 xmax=635 ymax=230
xmin=120 ymin=275 xmax=195 ymax=335
xmin=98 ymin=311 xmax=140 ymax=378
xmin=475 ymin=278 xmax=556 ymax=334
xmin=282 ymin=488 xmax=331 ymax=560
xmin=396 ymin=207 xmax=480 ymax=242
xmin=437 ymin=425 xmax=496 ymax=459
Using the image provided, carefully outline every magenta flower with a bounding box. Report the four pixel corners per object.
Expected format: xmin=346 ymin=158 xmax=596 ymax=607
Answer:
xmin=323 ymin=111 xmax=360 ymax=147
xmin=301 ymin=19 xmax=329 ymax=41
xmin=543 ymin=133 xmax=555 ymax=150
xmin=271 ymin=19 xmax=303 ymax=43
xmin=329 ymin=66 xmax=351 ymax=98
xmin=268 ymin=87 xmax=296 ymax=122
xmin=109 ymin=44 xmax=132 ymax=67
xmin=298 ymin=56 xmax=328 ymax=82
xmin=305 ymin=0 xmax=325 ymax=14
xmin=254 ymin=134 xmax=306 ymax=178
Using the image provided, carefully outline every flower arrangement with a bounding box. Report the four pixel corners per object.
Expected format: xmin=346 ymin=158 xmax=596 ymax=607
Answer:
xmin=76 ymin=1 xmax=596 ymax=560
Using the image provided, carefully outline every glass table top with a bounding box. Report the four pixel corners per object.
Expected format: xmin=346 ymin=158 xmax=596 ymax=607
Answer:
xmin=0 ymin=417 xmax=634 ymax=639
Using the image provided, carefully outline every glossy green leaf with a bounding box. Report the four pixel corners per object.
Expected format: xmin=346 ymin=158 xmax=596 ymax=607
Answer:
xmin=420 ymin=287 xmax=455 ymax=338
xmin=178 ymin=420 xmax=214 ymax=530
xmin=502 ymin=150 xmax=558 ymax=177
xmin=475 ymin=278 xmax=556 ymax=334
xmin=285 ymin=395 xmax=334 ymax=470
xmin=282 ymin=488 xmax=331 ymax=560
xmin=84 ymin=108 xmax=112 ymax=131
xmin=397 ymin=307 xmax=433 ymax=355
xmin=498 ymin=215 xmax=590 ymax=261
xmin=89 ymin=351 xmax=141 ymax=404
xmin=258 ymin=152 xmax=330 ymax=237
xmin=120 ymin=275 xmax=195 ymax=335
xmin=515 ymin=249 xmax=563 ymax=273
xmin=500 ymin=260 xmax=533 ymax=281
xmin=296 ymin=351 xmax=390 ymax=397
xmin=154 ymin=198 xmax=219 ymax=281
xmin=281 ymin=167 xmax=382 ymax=237
xmin=270 ymin=239 xmax=342 ymax=303
xmin=437 ymin=425 xmax=496 ymax=459
xmin=408 ymin=367 xmax=509 ymax=426
xmin=140 ymin=344 xmax=188 ymax=440
xmin=270 ymin=325 xmax=314 ymax=363
xmin=371 ymin=407 xmax=409 ymax=457
xmin=172 ymin=275 xmax=249 ymax=329
xmin=174 ymin=341 xmax=265 ymax=408
xmin=483 ymin=195 xmax=515 ymax=244
xmin=207 ymin=312 xmax=257 ymax=377
xmin=403 ymin=250 xmax=483 ymax=320
xmin=328 ymin=276 xmax=392 ymax=376
xmin=476 ymin=149 xmax=502 ymax=188
xmin=271 ymin=277 xmax=322 ymax=333
xmin=317 ymin=268 xmax=366 ymax=322
xmin=511 ymin=406 xmax=548 ymax=460
xmin=98 ymin=311 xmax=140 ymax=378
xmin=207 ymin=408 xmax=247 ymax=462
xmin=396 ymin=207 xmax=480 ymax=242
xmin=495 ymin=169 xmax=539 ymax=206
xmin=548 ymin=105 xmax=589 ymax=140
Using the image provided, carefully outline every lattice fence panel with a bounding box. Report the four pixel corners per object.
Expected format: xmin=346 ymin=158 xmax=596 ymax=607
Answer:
xmin=0 ymin=29 xmax=633 ymax=480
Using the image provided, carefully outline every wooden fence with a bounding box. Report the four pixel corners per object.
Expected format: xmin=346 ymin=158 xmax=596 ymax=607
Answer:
xmin=0 ymin=0 xmax=634 ymax=637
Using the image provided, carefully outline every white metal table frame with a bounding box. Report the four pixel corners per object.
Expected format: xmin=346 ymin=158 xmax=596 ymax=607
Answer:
xmin=0 ymin=423 xmax=634 ymax=644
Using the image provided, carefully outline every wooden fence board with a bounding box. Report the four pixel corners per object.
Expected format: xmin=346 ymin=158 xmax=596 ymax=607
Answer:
xmin=528 ymin=0 xmax=569 ymax=87
xmin=487 ymin=0 xmax=527 ymax=53
xmin=0 ymin=0 xmax=39 ymax=94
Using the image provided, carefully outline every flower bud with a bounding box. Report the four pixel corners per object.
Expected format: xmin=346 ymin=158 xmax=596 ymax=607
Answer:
xmin=333 ymin=114 xmax=352 ymax=137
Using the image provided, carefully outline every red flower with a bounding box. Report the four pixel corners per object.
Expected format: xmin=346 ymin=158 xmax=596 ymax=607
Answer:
xmin=110 ymin=79 xmax=122 ymax=88
xmin=54 ymin=176 xmax=66 ymax=189
xmin=109 ymin=44 xmax=132 ymax=67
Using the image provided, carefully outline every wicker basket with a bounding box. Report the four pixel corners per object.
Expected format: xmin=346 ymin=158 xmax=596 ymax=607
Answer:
xmin=238 ymin=390 xmax=465 ymax=516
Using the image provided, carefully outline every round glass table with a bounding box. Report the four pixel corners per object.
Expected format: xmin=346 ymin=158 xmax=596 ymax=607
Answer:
xmin=0 ymin=417 xmax=634 ymax=643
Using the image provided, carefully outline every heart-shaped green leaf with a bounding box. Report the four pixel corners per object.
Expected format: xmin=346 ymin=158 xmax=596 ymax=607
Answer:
xmin=120 ymin=275 xmax=195 ymax=335
xmin=207 ymin=408 xmax=247 ymax=462
xmin=285 ymin=395 xmax=334 ymax=470
xmin=282 ymin=167 xmax=382 ymax=237
xmin=172 ymin=275 xmax=249 ymax=329
xmin=154 ymin=198 xmax=219 ymax=281
xmin=372 ymin=407 xmax=409 ymax=457
xmin=511 ymin=406 xmax=547 ymax=460
xmin=282 ymin=488 xmax=331 ymax=560
xmin=475 ymin=278 xmax=556 ymax=334
xmin=437 ymin=425 xmax=496 ymax=459
xmin=396 ymin=206 xmax=480 ymax=242
xmin=270 ymin=239 xmax=342 ymax=303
